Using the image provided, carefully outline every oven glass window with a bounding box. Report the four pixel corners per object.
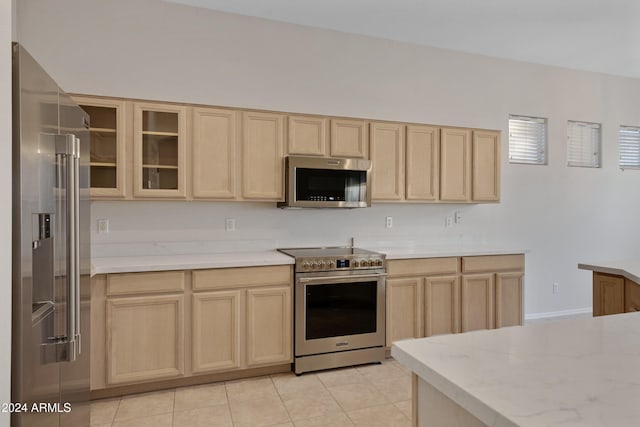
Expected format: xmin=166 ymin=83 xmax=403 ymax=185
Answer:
xmin=305 ymin=281 xmax=377 ymax=340
xmin=296 ymin=168 xmax=365 ymax=202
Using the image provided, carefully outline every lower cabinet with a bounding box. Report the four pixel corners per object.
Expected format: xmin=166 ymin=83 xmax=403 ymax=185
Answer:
xmin=592 ymin=272 xmax=629 ymax=316
xmin=92 ymin=265 xmax=293 ymax=391
xmin=386 ymin=254 xmax=524 ymax=347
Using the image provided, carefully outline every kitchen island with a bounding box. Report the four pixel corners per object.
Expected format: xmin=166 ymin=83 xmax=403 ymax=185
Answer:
xmin=579 ymin=260 xmax=640 ymax=316
xmin=392 ymin=312 xmax=640 ymax=426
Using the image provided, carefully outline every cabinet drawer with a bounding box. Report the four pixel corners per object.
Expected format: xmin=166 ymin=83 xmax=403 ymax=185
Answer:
xmin=387 ymin=257 xmax=459 ymax=277
xmin=107 ymin=271 xmax=185 ymax=296
xmin=462 ymin=254 xmax=524 ymax=273
xmin=193 ymin=265 xmax=291 ymax=291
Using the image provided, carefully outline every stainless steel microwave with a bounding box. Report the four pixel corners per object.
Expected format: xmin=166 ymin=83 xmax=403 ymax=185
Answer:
xmin=278 ymin=156 xmax=372 ymax=208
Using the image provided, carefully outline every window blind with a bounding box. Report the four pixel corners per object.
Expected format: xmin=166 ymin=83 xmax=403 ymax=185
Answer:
xmin=508 ymin=115 xmax=547 ymax=165
xmin=619 ymin=126 xmax=640 ymax=169
xmin=567 ymin=121 xmax=601 ymax=168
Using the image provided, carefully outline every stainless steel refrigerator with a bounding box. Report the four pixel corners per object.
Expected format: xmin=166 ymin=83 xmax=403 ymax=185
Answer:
xmin=12 ymin=43 xmax=91 ymax=427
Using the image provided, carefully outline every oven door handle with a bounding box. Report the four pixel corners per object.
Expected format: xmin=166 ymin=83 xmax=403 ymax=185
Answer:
xmin=299 ymin=273 xmax=387 ymax=284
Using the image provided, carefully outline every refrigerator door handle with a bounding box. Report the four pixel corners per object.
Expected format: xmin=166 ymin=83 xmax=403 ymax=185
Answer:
xmin=41 ymin=134 xmax=81 ymax=363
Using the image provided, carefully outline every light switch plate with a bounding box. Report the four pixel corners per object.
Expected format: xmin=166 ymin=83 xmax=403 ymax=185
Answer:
xmin=225 ymin=218 xmax=236 ymax=232
xmin=97 ymin=219 xmax=109 ymax=234
xmin=385 ymin=216 xmax=393 ymax=228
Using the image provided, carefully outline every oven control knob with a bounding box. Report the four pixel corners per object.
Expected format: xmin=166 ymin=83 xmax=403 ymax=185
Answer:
xmin=360 ymin=260 xmax=368 ymax=267
xmin=302 ymin=262 xmax=310 ymax=270
xmin=376 ymin=259 xmax=383 ymax=266
xmin=353 ymin=260 xmax=359 ymax=268
xmin=311 ymin=262 xmax=319 ymax=269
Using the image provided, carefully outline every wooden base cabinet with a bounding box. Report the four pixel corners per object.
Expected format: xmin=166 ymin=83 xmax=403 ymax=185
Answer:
xmin=92 ymin=266 xmax=293 ymax=391
xmin=386 ymin=254 xmax=524 ymax=348
xmin=592 ymin=273 xmax=627 ymax=316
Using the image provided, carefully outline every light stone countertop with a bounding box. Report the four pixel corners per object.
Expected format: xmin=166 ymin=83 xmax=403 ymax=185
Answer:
xmin=91 ymin=245 xmax=527 ymax=275
xmin=364 ymin=245 xmax=527 ymax=260
xmin=578 ymin=260 xmax=640 ymax=283
xmin=91 ymin=251 xmax=294 ymax=275
xmin=392 ymin=312 xmax=640 ymax=427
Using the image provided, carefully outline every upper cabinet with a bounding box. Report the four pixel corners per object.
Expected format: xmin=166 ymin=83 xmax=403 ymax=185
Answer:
xmin=406 ymin=125 xmax=440 ymax=201
xmin=73 ymin=94 xmax=499 ymax=204
xmin=472 ymin=130 xmax=501 ymax=202
xmin=370 ymin=122 xmax=405 ymax=201
xmin=192 ymin=107 xmax=238 ymax=199
xmin=330 ymin=119 xmax=369 ymax=158
xmin=440 ymin=128 xmax=472 ymax=202
xmin=242 ymin=111 xmax=285 ymax=201
xmin=132 ymin=102 xmax=187 ymax=199
xmin=73 ymin=96 xmax=128 ymax=199
xmin=287 ymin=115 xmax=328 ymax=156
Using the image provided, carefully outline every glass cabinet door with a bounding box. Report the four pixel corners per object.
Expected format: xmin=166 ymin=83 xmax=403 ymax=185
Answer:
xmin=133 ymin=102 xmax=187 ymax=198
xmin=72 ymin=96 xmax=127 ymax=198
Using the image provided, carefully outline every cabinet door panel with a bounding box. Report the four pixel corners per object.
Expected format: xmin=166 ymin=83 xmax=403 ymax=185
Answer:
xmin=461 ymin=274 xmax=494 ymax=332
xmin=242 ymin=112 xmax=284 ymax=200
xmin=106 ymin=295 xmax=184 ymax=384
xmin=386 ymin=278 xmax=423 ymax=346
xmin=472 ymin=130 xmax=500 ymax=201
xmin=625 ymin=279 xmax=640 ymax=313
xmin=495 ymin=272 xmax=523 ymax=328
xmin=132 ymin=102 xmax=187 ymax=198
xmin=440 ymin=128 xmax=471 ymax=201
xmin=288 ymin=115 xmax=327 ymax=156
xmin=192 ymin=290 xmax=242 ymax=373
xmin=424 ymin=275 xmax=459 ymax=336
xmin=73 ymin=96 xmax=128 ymax=199
xmin=330 ymin=119 xmax=368 ymax=158
xmin=593 ymin=273 xmax=624 ymax=316
xmin=370 ymin=122 xmax=405 ymax=200
xmin=192 ymin=107 xmax=238 ymax=199
xmin=406 ymin=125 xmax=439 ymax=201
xmin=246 ymin=286 xmax=292 ymax=366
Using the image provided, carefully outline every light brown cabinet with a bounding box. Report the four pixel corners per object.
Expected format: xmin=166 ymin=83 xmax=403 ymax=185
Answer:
xmin=92 ymin=266 xmax=292 ymax=391
xmin=406 ymin=125 xmax=440 ymax=201
xmin=370 ymin=122 xmax=406 ymax=201
xmin=386 ymin=254 xmax=524 ymax=347
xmin=132 ymin=102 xmax=188 ymax=198
xmin=191 ymin=107 xmax=239 ymax=199
xmin=104 ymin=271 xmax=186 ymax=385
xmin=287 ymin=115 xmax=328 ymax=156
xmin=242 ymin=111 xmax=285 ymax=200
xmin=472 ymin=130 xmax=501 ymax=201
xmin=192 ymin=266 xmax=292 ymax=371
xmin=330 ymin=118 xmax=369 ymax=158
xmin=72 ymin=96 xmax=128 ymax=198
xmin=440 ymin=128 xmax=472 ymax=201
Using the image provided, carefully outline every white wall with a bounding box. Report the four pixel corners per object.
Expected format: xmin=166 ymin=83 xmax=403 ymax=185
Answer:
xmin=16 ymin=0 xmax=640 ymax=316
xmin=1 ymin=0 xmax=12 ymax=425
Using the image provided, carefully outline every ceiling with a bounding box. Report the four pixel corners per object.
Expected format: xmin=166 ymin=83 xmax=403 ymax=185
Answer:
xmin=164 ymin=0 xmax=640 ymax=79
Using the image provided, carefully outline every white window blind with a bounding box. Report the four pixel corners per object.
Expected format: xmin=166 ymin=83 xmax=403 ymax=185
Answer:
xmin=619 ymin=126 xmax=640 ymax=169
xmin=508 ymin=115 xmax=547 ymax=164
xmin=567 ymin=121 xmax=601 ymax=168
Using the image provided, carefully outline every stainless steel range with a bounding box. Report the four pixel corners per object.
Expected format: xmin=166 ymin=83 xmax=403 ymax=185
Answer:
xmin=278 ymin=247 xmax=386 ymax=374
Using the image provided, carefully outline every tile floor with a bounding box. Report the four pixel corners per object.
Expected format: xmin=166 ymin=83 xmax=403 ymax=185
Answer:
xmin=90 ymin=358 xmax=412 ymax=427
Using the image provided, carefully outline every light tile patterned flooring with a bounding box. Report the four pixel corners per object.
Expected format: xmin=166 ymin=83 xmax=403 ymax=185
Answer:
xmin=90 ymin=358 xmax=412 ymax=427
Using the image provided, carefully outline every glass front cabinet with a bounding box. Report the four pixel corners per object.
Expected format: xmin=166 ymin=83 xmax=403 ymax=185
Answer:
xmin=73 ymin=96 xmax=127 ymax=198
xmin=132 ymin=102 xmax=187 ymax=198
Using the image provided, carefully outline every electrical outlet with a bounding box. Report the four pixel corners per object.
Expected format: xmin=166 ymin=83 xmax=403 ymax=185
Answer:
xmin=225 ymin=218 xmax=236 ymax=232
xmin=553 ymin=282 xmax=559 ymax=294
xmin=97 ymin=219 xmax=109 ymax=234
xmin=445 ymin=216 xmax=453 ymax=228
xmin=454 ymin=211 xmax=463 ymax=224
xmin=385 ymin=216 xmax=393 ymax=228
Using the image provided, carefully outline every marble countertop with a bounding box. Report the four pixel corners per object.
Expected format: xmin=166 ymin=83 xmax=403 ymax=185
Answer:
xmin=91 ymin=245 xmax=526 ymax=275
xmin=91 ymin=251 xmax=294 ymax=275
xmin=578 ymin=260 xmax=640 ymax=283
xmin=364 ymin=245 xmax=526 ymax=260
xmin=392 ymin=312 xmax=640 ymax=427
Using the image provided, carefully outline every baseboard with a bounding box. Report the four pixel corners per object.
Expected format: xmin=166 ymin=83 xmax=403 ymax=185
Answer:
xmin=525 ymin=307 xmax=592 ymax=321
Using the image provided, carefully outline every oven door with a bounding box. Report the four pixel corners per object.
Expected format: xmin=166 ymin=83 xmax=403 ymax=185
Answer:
xmin=295 ymin=270 xmax=386 ymax=357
